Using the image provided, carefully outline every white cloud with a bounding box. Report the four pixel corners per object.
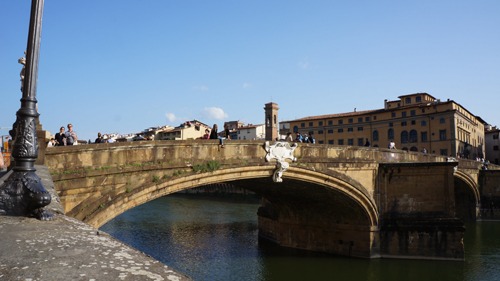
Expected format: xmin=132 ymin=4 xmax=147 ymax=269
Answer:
xmin=242 ymin=82 xmax=252 ymax=89
xmin=203 ymin=107 xmax=228 ymax=120
xmin=165 ymin=112 xmax=177 ymax=122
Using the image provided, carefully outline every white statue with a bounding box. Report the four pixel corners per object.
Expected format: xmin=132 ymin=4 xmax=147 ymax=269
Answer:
xmin=18 ymin=52 xmax=26 ymax=92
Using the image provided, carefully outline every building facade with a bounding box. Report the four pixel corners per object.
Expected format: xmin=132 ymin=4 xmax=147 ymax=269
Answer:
xmin=236 ymin=124 xmax=265 ymax=140
xmin=157 ymin=120 xmax=211 ymax=140
xmin=485 ymin=126 xmax=500 ymax=164
xmin=289 ymin=93 xmax=486 ymax=158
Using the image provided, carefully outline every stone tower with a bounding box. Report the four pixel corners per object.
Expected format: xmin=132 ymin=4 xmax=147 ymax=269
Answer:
xmin=264 ymin=102 xmax=279 ymax=141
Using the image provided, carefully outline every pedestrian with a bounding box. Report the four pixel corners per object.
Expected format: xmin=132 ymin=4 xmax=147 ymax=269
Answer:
xmin=286 ymin=132 xmax=293 ymax=142
xmin=308 ymin=132 xmax=315 ymax=144
xmin=202 ymin=129 xmax=210 ymax=139
xmin=47 ymin=138 xmax=56 ymax=147
xmin=295 ymin=132 xmax=303 ymax=142
xmin=95 ymin=132 xmax=103 ymax=144
xmin=65 ymin=123 xmax=78 ymax=145
xmin=389 ymin=140 xmax=396 ymax=149
xmin=55 ymin=126 xmax=66 ymax=146
xmin=364 ymin=138 xmax=370 ymax=147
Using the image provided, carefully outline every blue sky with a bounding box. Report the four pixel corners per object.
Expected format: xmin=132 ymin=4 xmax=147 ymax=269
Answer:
xmin=1 ymin=1 xmax=499 ymax=141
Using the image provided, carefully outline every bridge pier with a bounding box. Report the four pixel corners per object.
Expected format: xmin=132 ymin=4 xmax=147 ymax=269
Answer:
xmin=377 ymin=162 xmax=465 ymax=260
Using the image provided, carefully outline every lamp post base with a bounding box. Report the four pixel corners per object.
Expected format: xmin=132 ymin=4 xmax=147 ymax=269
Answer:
xmin=0 ymin=170 xmax=53 ymax=220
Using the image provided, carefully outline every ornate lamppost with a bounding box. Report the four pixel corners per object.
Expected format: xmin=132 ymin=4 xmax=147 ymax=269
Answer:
xmin=0 ymin=0 xmax=53 ymax=220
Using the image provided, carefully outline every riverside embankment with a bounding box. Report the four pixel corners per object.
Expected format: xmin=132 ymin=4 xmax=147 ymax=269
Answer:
xmin=0 ymin=165 xmax=190 ymax=281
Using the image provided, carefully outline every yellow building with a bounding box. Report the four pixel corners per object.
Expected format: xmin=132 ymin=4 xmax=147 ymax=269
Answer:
xmin=289 ymin=93 xmax=486 ymax=158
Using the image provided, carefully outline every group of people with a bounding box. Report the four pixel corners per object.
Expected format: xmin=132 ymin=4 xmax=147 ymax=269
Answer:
xmin=290 ymin=132 xmax=315 ymax=144
xmin=201 ymin=124 xmax=231 ymax=147
xmin=94 ymin=132 xmax=116 ymax=144
xmin=48 ymin=124 xmax=78 ymax=147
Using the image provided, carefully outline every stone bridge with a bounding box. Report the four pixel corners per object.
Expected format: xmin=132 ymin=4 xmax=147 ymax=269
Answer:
xmin=44 ymin=140 xmax=500 ymax=260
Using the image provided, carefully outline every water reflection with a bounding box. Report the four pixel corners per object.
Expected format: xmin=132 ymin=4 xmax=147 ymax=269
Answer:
xmin=100 ymin=195 xmax=500 ymax=281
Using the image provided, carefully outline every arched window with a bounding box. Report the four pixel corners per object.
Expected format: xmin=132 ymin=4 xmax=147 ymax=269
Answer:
xmin=409 ymin=130 xmax=418 ymax=143
xmin=388 ymin=128 xmax=394 ymax=140
xmin=293 ymin=126 xmax=299 ymax=133
xmin=410 ymin=146 xmax=418 ymax=152
xmin=401 ymin=131 xmax=408 ymax=143
xmin=373 ymin=130 xmax=379 ymax=141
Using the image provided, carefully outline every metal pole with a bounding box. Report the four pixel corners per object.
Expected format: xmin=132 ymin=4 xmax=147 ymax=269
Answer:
xmin=0 ymin=0 xmax=53 ymax=220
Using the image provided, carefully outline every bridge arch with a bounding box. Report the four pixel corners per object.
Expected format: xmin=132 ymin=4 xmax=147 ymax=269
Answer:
xmin=81 ymin=165 xmax=378 ymax=231
xmin=453 ymin=170 xmax=480 ymax=221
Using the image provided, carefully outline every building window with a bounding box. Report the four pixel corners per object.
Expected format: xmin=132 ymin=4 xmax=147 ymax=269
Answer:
xmin=494 ymin=145 xmax=499 ymax=151
xmin=440 ymin=118 xmax=445 ymax=124
xmin=357 ymin=127 xmax=363 ymax=131
xmin=421 ymin=131 xmax=428 ymax=142
xmin=402 ymin=111 xmax=407 ymax=117
xmin=328 ymin=140 xmax=334 ymax=145
xmin=309 ymin=122 xmax=313 ymax=127
xmin=338 ymin=128 xmax=343 ymax=133
xmin=293 ymin=126 xmax=299 ymax=133
xmin=405 ymin=97 xmax=411 ymax=104
xmin=391 ymin=112 xmax=396 ymax=118
xmin=301 ymin=123 xmax=305 ymax=128
xmin=348 ymin=139 xmax=354 ymax=145
xmin=373 ymin=130 xmax=379 ymax=141
xmin=421 ymin=120 xmax=427 ymax=126
xmin=440 ymin=149 xmax=448 ymax=156
xmin=357 ymin=138 xmax=364 ymax=146
xmin=411 ymin=120 xmax=416 ymax=125
xmin=328 ymin=129 xmax=334 ymax=134
xmin=365 ymin=117 xmax=371 ymax=122
xmin=338 ymin=120 xmax=343 ymax=125
xmin=410 ymin=110 xmax=416 ymax=116
xmin=439 ymin=129 xmax=447 ymax=141
xmin=318 ymin=141 xmax=324 ymax=144
xmin=319 ymin=121 xmax=323 ymax=126
xmin=318 ymin=130 xmax=324 ymax=134
xmin=348 ymin=127 xmax=353 ymax=132
xmin=388 ymin=128 xmax=394 ymax=140
xmin=401 ymin=131 xmax=409 ymax=143
xmin=409 ymin=130 xmax=417 ymax=143
xmin=348 ymin=118 xmax=353 ymax=124
xmin=389 ymin=122 xmax=393 ymax=127
xmin=373 ymin=116 xmax=377 ymax=120
xmin=401 ymin=121 xmax=407 ymax=126
xmin=338 ymin=139 xmax=344 ymax=145
xmin=493 ymin=134 xmax=499 ymax=140
xmin=358 ymin=117 xmax=363 ymax=123
xmin=416 ymin=96 xmax=422 ymax=102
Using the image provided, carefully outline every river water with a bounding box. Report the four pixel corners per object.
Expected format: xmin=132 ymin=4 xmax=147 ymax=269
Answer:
xmin=100 ymin=194 xmax=500 ymax=281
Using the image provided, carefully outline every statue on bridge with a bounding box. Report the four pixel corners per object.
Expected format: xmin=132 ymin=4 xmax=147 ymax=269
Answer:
xmin=18 ymin=52 xmax=26 ymax=92
xmin=264 ymin=141 xmax=298 ymax=182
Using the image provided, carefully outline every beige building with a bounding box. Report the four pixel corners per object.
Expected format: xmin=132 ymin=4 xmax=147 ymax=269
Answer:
xmin=157 ymin=120 xmax=211 ymax=140
xmin=289 ymin=93 xmax=486 ymax=158
xmin=485 ymin=126 xmax=500 ymax=164
xmin=236 ymin=124 xmax=265 ymax=140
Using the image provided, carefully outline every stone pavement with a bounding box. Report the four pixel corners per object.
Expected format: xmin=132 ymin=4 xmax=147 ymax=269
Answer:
xmin=0 ymin=166 xmax=191 ymax=281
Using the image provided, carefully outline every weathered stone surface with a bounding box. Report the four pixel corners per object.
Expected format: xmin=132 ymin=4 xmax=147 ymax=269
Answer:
xmin=0 ymin=165 xmax=190 ymax=280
